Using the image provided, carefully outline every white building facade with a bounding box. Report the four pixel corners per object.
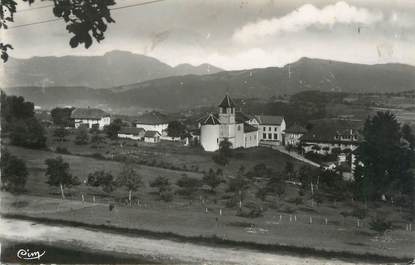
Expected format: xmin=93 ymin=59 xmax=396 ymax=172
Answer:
xmin=71 ymin=108 xmax=111 ymax=130
xmin=200 ymin=95 xmax=259 ymax=152
xmin=134 ymin=111 xmax=169 ymax=134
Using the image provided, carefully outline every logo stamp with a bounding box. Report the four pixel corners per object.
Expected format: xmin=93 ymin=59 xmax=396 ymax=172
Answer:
xmin=17 ymin=248 xmax=46 ymax=261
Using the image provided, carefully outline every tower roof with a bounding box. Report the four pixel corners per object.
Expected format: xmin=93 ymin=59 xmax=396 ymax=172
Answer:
xmin=201 ymin=113 xmax=220 ymax=125
xmin=218 ymin=95 xmax=236 ymax=108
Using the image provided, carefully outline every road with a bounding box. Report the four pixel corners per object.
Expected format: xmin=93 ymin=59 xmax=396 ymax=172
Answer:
xmin=0 ymin=217 xmax=377 ymax=265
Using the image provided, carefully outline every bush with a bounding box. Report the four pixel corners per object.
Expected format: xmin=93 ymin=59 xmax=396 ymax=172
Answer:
xmin=369 ymin=216 xmax=392 ymax=234
xmin=236 ymin=202 xmax=264 ymax=218
xmin=89 ymin=153 xmax=105 ymax=160
xmin=160 ymin=190 xmax=173 ymax=202
xmin=9 ymin=118 xmax=47 ymax=149
xmin=74 ymin=128 xmax=89 ymax=145
xmin=351 ymin=207 xmax=368 ymax=219
xmin=176 ymin=175 xmax=202 ymax=197
xmin=0 ymin=150 xmax=28 ymax=192
xmin=56 ymin=146 xmax=70 ymax=154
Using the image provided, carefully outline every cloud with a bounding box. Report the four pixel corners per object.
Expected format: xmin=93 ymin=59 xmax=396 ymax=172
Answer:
xmin=232 ymin=1 xmax=384 ymax=43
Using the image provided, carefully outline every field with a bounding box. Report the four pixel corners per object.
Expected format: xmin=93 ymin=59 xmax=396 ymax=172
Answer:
xmin=2 ymin=142 xmax=415 ymax=260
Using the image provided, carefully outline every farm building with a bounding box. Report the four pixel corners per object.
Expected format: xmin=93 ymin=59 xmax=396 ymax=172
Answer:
xmin=71 ymin=107 xmax=110 ymax=130
xmin=133 ymin=111 xmax=169 ymax=134
xmin=284 ymin=124 xmax=307 ymax=146
xmin=117 ymin=127 xmax=145 ymax=140
xmin=144 ymin=130 xmax=161 ymax=143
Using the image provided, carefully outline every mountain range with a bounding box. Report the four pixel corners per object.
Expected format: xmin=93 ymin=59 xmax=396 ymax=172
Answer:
xmin=2 ymin=53 xmax=415 ymax=113
xmin=1 ymin=50 xmax=223 ymax=88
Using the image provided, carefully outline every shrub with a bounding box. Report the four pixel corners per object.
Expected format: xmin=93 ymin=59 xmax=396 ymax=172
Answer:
xmin=0 ymin=150 xmax=28 ymax=192
xmin=369 ymin=216 xmax=392 ymax=234
xmin=176 ymin=175 xmax=202 ymax=197
xmin=351 ymin=207 xmax=368 ymax=219
xmin=236 ymin=202 xmax=264 ymax=218
xmin=160 ymin=190 xmax=173 ymax=202
xmin=56 ymin=146 xmax=70 ymax=154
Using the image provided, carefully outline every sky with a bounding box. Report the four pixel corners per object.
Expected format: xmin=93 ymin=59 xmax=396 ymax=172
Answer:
xmin=3 ymin=0 xmax=415 ymax=70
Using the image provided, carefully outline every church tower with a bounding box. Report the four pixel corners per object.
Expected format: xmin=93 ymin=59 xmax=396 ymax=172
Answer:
xmin=218 ymin=94 xmax=236 ymax=124
xmin=218 ymin=94 xmax=236 ymax=143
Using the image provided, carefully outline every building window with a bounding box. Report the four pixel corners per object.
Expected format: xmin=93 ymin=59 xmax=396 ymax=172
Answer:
xmin=263 ymin=126 xmax=266 ymax=131
xmin=274 ymin=133 xmax=278 ymax=140
xmin=237 ymin=125 xmax=241 ymax=131
xmin=274 ymin=127 xmax=277 ymax=131
xmin=263 ymin=133 xmax=266 ymax=139
xmin=268 ymin=133 xmax=272 ymax=139
xmin=269 ymin=127 xmax=271 ymax=131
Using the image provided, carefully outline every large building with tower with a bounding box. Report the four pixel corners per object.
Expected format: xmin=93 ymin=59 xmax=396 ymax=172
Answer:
xmin=199 ymin=95 xmax=262 ymax=152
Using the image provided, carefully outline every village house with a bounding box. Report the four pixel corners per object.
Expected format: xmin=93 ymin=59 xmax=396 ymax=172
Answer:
xmin=284 ymin=124 xmax=307 ymax=146
xmin=246 ymin=115 xmax=286 ymax=145
xmin=133 ymin=111 xmax=169 ymax=134
xmin=71 ymin=107 xmax=110 ymax=130
xmin=117 ymin=127 xmax=145 ymax=140
xmin=300 ymin=127 xmax=361 ymax=154
xmin=144 ymin=130 xmax=161 ymax=143
xmin=199 ymin=95 xmax=259 ymax=152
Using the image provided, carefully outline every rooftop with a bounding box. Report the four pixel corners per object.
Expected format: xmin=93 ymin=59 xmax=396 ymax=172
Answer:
xmin=200 ymin=113 xmax=220 ymax=125
xmin=134 ymin=111 xmax=169 ymax=125
xmin=71 ymin=108 xmax=109 ymax=119
xmin=285 ymin=124 xmax=307 ymax=134
xmin=244 ymin=123 xmax=258 ymax=133
xmin=119 ymin=127 xmax=145 ymax=135
xmin=144 ymin=130 xmax=161 ymax=137
xmin=254 ymin=115 xmax=284 ymax=125
xmin=218 ymin=95 xmax=236 ymax=108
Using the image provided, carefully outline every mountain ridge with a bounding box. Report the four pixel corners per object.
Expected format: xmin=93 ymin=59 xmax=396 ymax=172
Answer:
xmin=2 ymin=57 xmax=415 ymax=113
xmin=1 ymin=50 xmax=223 ymax=89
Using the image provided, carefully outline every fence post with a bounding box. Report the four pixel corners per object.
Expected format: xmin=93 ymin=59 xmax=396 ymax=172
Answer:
xmin=309 ymin=216 xmax=313 ymax=224
xmin=219 ymin=208 xmax=222 ymax=216
xmin=81 ymin=194 xmax=85 ymax=202
xmin=279 ymin=215 xmax=282 ymax=222
xmin=294 ymin=215 xmax=297 ymax=222
xmin=289 ymin=215 xmax=292 ymax=223
xmin=325 ymin=218 xmax=328 ymax=225
xmin=93 ymin=196 xmax=96 ymax=204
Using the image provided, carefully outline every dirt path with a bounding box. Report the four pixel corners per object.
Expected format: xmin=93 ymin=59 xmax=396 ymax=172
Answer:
xmin=0 ymin=217 xmax=378 ymax=265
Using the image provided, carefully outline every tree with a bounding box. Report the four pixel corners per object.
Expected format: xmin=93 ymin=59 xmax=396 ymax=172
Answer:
xmin=87 ymin=170 xmax=115 ymax=193
xmin=167 ymin=121 xmax=187 ymax=138
xmin=104 ymin=119 xmax=122 ymax=139
xmin=1 ymin=93 xmax=34 ymax=128
xmin=202 ymin=168 xmax=222 ymax=192
xmin=0 ymin=150 xmax=28 ymax=192
xmin=54 ymin=127 xmax=69 ymax=142
xmin=9 ymin=117 xmax=47 ymax=149
xmin=150 ymin=176 xmax=173 ymax=201
xmin=283 ymin=161 xmax=295 ymax=180
xmin=213 ymin=138 xmax=233 ymax=166
xmin=369 ymin=215 xmax=392 ymax=235
xmin=227 ymin=166 xmax=250 ymax=209
xmin=51 ymin=107 xmax=74 ymax=127
xmin=176 ymin=174 xmax=201 ymax=197
xmin=354 ymin=111 xmax=414 ymax=202
xmin=116 ymin=164 xmax=143 ymax=204
xmin=266 ymin=171 xmax=286 ymax=199
xmin=90 ymin=132 xmax=105 ymax=145
xmin=402 ymin=124 xmax=415 ymax=150
xmin=74 ymin=127 xmax=89 ymax=145
xmin=1 ymin=0 xmax=117 ymax=62
xmin=45 ymin=156 xmax=75 ymax=199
